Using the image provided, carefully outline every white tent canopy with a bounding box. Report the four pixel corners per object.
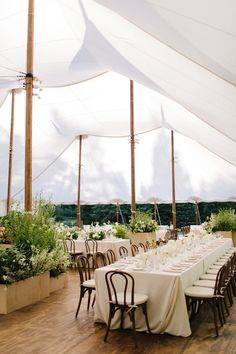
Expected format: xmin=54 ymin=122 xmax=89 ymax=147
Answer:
xmin=0 ymin=1 xmax=235 ymax=204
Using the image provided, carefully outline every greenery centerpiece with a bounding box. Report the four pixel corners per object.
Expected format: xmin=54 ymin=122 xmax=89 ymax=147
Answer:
xmin=128 ymin=211 xmax=158 ymax=245
xmin=203 ymin=208 xmax=236 ymax=246
xmin=112 ymin=223 xmax=128 ymax=239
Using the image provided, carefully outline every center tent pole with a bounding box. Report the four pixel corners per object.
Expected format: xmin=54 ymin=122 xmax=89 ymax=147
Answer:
xmin=171 ymin=130 xmax=177 ymax=231
xmin=130 ymin=80 xmax=136 ymax=217
xmin=7 ymin=89 xmax=15 ymax=213
xmin=25 ymin=0 xmax=35 ymax=212
xmin=77 ymin=135 xmax=83 ymax=228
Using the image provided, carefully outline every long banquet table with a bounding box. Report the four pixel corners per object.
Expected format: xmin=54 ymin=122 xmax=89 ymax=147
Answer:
xmin=66 ymin=238 xmax=131 ymax=259
xmin=94 ymin=238 xmax=232 ymax=337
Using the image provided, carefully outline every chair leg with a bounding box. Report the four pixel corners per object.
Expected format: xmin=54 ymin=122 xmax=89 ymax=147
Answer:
xmin=104 ymin=305 xmax=114 ymax=343
xmin=212 ymin=300 xmax=219 ymax=337
xmin=75 ymin=287 xmax=85 ymax=318
xmin=219 ymin=299 xmax=226 ymax=324
xmin=217 ymin=301 xmax=224 ymax=327
xmin=87 ymin=289 xmax=92 ymax=311
xmin=120 ymin=309 xmax=125 ymax=329
xmin=92 ymin=293 xmax=96 ymax=308
xmin=142 ymin=303 xmax=151 ymax=333
xmin=129 ymin=309 xmax=137 ymax=348
xmin=223 ymin=294 xmax=230 ymax=316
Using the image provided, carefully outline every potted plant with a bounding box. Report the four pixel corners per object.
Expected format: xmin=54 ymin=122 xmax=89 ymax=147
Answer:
xmin=128 ymin=211 xmax=158 ymax=245
xmin=0 ymin=197 xmax=70 ymax=313
xmin=204 ymin=209 xmax=236 ymax=246
xmin=0 ymin=226 xmax=12 ymax=249
xmin=112 ymin=223 xmax=128 ymax=239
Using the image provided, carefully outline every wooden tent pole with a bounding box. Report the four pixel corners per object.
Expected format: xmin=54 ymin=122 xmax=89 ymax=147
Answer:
xmin=25 ymin=0 xmax=34 ymax=212
xmin=154 ymin=202 xmax=157 ymax=222
xmin=116 ymin=202 xmax=119 ymax=223
xmin=195 ymin=202 xmax=199 ymax=225
xmin=7 ymin=89 xmax=15 ymax=213
xmin=77 ymin=135 xmax=83 ymax=227
xmin=171 ymin=130 xmax=177 ymax=230
xmin=195 ymin=202 xmax=201 ymax=225
xmin=130 ymin=80 xmax=136 ymax=217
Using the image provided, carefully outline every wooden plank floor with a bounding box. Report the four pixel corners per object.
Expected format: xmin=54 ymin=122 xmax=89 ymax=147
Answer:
xmin=0 ymin=270 xmax=236 ymax=354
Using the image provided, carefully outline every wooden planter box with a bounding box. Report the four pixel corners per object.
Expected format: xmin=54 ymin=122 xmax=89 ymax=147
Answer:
xmin=128 ymin=232 xmax=156 ymax=246
xmin=215 ymin=231 xmax=236 ymax=247
xmin=0 ymin=272 xmax=50 ymax=314
xmin=0 ymin=244 xmax=13 ymax=250
xmin=49 ymin=272 xmax=68 ymax=293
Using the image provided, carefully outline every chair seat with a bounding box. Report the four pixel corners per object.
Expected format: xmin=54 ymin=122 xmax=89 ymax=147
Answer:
xmin=214 ymin=261 xmax=225 ymax=265
xmin=200 ymin=273 xmax=217 ymax=280
xmin=207 ymin=269 xmax=219 ymax=274
xmin=210 ymin=265 xmax=222 ymax=270
xmin=111 ymin=292 xmax=148 ymax=305
xmin=83 ymin=279 xmax=96 ymax=288
xmin=193 ymin=279 xmax=215 ymax=288
xmin=219 ymin=257 xmax=230 ymax=261
xmin=185 ymin=286 xmax=214 ymax=298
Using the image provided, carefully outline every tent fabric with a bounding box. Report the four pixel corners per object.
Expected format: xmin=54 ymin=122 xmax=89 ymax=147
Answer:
xmin=0 ymin=76 xmax=235 ymax=204
xmin=0 ymin=1 xmax=235 ymax=203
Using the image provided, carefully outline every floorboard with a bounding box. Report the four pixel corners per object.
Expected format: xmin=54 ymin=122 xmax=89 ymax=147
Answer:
xmin=0 ymin=270 xmax=236 ymax=354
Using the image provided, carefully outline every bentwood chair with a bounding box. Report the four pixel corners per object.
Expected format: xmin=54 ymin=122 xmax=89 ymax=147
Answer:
xmin=104 ymin=270 xmax=151 ymax=347
xmin=93 ymin=251 xmax=107 ymax=268
xmin=63 ymin=239 xmax=82 ymax=268
xmin=131 ymin=244 xmax=139 ymax=257
xmin=85 ymin=239 xmax=98 ymax=267
xmin=137 ymin=243 xmax=146 ymax=251
xmin=185 ymin=264 xmax=226 ymax=336
xmin=69 ymin=239 xmax=83 ymax=267
xmin=75 ymin=255 xmax=96 ymax=318
xmin=106 ymin=249 xmax=117 ymax=264
xmin=119 ymin=246 xmax=129 ymax=258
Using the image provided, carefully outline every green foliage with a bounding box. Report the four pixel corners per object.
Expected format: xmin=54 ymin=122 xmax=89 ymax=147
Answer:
xmin=0 ymin=197 xmax=70 ymax=284
xmin=53 ymin=201 xmax=236 ymax=228
xmin=0 ymin=248 xmax=32 ymax=285
xmin=112 ymin=223 xmax=128 ymax=239
xmin=0 ymin=199 xmax=57 ymax=258
xmin=129 ymin=211 xmax=158 ymax=233
xmin=205 ymin=208 xmax=236 ymax=232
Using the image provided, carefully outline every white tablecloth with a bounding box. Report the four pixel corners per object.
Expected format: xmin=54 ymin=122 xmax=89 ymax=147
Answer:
xmin=67 ymin=239 xmax=131 ymax=259
xmin=94 ymin=238 xmax=231 ymax=337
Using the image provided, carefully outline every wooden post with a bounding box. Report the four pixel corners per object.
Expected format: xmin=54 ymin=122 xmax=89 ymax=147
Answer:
xmin=154 ymin=202 xmax=157 ymax=222
xmin=171 ymin=130 xmax=177 ymax=230
xmin=25 ymin=0 xmax=34 ymax=212
xmin=7 ymin=89 xmax=15 ymax=213
xmin=195 ymin=202 xmax=201 ymax=225
xmin=195 ymin=202 xmax=198 ymax=225
xmin=130 ymin=80 xmax=136 ymax=217
xmin=77 ymin=135 xmax=83 ymax=227
xmin=116 ymin=202 xmax=119 ymax=223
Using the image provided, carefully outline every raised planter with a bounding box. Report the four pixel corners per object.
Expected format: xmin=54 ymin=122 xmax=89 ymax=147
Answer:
xmin=128 ymin=232 xmax=156 ymax=246
xmin=49 ymin=272 xmax=68 ymax=293
xmin=0 ymin=271 xmax=50 ymax=314
xmin=215 ymin=231 xmax=236 ymax=247
xmin=0 ymin=244 xmax=13 ymax=250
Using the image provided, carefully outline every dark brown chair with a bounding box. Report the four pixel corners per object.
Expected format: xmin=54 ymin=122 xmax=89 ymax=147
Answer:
xmin=64 ymin=239 xmax=82 ymax=267
xmin=131 ymin=244 xmax=139 ymax=257
xmin=75 ymin=255 xmax=96 ymax=318
xmin=94 ymin=252 xmax=107 ymax=268
xmin=104 ymin=270 xmax=151 ymax=347
xmin=106 ymin=249 xmax=117 ymax=264
xmin=85 ymin=239 xmax=98 ymax=267
xmin=185 ymin=264 xmax=226 ymax=336
xmin=119 ymin=246 xmax=129 ymax=258
xmin=138 ymin=243 xmax=146 ymax=251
